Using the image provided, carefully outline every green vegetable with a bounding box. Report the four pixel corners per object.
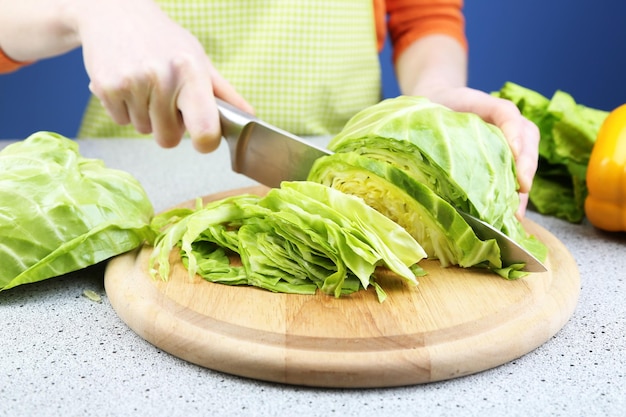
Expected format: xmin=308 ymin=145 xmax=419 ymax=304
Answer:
xmin=149 ymin=181 xmax=426 ymax=301
xmin=494 ymin=82 xmax=609 ymax=222
xmin=308 ymin=151 xmax=502 ymax=269
xmin=0 ymin=132 xmax=155 ymax=291
xmin=308 ymin=96 xmax=547 ymax=278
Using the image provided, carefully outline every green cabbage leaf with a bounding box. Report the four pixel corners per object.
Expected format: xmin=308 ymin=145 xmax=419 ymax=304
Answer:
xmin=0 ymin=132 xmax=155 ymax=291
xmin=149 ymin=181 xmax=426 ymax=301
xmin=308 ymin=151 xmax=502 ymax=269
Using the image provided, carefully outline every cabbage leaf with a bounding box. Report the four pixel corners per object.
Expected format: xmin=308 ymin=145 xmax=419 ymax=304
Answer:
xmin=0 ymin=132 xmax=155 ymax=291
xmin=149 ymin=181 xmax=426 ymax=301
xmin=308 ymin=151 xmax=502 ymax=269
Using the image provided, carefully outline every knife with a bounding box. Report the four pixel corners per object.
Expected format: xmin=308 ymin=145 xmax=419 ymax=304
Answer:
xmin=217 ymin=98 xmax=332 ymax=189
xmin=216 ymin=99 xmax=547 ymax=273
xmin=455 ymin=210 xmax=547 ymax=272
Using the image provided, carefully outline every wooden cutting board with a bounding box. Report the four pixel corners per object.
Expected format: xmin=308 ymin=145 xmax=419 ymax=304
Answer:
xmin=104 ymin=186 xmax=580 ymax=388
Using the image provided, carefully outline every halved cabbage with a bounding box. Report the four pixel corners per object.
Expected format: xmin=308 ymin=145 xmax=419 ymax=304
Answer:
xmin=308 ymin=151 xmax=502 ymax=269
xmin=308 ymin=96 xmax=547 ymax=277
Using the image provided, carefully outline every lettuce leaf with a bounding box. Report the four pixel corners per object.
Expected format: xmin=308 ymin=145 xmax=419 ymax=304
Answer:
xmin=494 ymin=82 xmax=609 ymax=222
xmin=0 ymin=132 xmax=155 ymax=291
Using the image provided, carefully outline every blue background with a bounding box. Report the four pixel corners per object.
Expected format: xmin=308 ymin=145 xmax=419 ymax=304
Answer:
xmin=1 ymin=1 xmax=625 ymax=139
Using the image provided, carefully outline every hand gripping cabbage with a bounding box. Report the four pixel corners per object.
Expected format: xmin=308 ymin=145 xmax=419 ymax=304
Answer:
xmin=308 ymin=96 xmax=547 ymax=278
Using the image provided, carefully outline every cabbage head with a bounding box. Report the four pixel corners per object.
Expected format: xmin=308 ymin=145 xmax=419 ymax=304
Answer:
xmin=0 ymin=132 xmax=155 ymax=291
xmin=308 ymin=96 xmax=547 ymax=277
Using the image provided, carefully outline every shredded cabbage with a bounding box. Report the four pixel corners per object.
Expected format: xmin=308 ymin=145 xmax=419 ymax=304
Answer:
xmin=149 ymin=182 xmax=426 ymax=301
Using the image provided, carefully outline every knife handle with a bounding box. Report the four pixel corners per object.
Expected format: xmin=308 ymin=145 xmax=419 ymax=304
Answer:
xmin=216 ymin=98 xmax=256 ymax=140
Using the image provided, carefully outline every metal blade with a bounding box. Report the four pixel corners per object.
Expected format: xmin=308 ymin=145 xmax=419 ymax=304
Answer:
xmin=218 ymin=99 xmax=332 ymax=188
xmin=455 ymin=209 xmax=547 ymax=272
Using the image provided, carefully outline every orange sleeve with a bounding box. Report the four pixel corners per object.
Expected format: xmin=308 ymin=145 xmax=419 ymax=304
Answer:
xmin=377 ymin=0 xmax=467 ymax=62
xmin=373 ymin=0 xmax=387 ymax=52
xmin=0 ymin=48 xmax=32 ymax=73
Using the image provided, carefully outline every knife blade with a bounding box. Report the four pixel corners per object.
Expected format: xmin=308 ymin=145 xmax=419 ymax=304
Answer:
xmin=455 ymin=209 xmax=547 ymax=272
xmin=216 ymin=99 xmax=547 ymax=273
xmin=217 ymin=98 xmax=332 ymax=188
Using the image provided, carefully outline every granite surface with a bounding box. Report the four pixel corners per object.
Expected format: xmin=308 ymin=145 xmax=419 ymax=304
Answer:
xmin=1 ymin=138 xmax=624 ymax=417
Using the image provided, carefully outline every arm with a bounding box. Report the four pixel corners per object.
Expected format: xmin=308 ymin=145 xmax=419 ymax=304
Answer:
xmin=0 ymin=0 xmax=252 ymax=152
xmin=395 ymin=36 xmax=539 ymax=218
xmin=386 ymin=0 xmax=539 ymax=217
xmin=0 ymin=1 xmax=80 ymax=62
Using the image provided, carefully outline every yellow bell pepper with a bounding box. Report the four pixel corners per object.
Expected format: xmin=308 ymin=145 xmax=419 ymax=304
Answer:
xmin=585 ymin=103 xmax=626 ymax=231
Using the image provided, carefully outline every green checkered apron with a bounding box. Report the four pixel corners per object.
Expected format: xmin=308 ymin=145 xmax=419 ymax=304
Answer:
xmin=78 ymin=0 xmax=381 ymax=138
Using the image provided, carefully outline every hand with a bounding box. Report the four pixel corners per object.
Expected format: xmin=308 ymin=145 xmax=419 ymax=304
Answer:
xmin=423 ymin=87 xmax=539 ymax=218
xmin=74 ymin=0 xmax=253 ymax=152
xmin=393 ymin=36 xmax=538 ymax=217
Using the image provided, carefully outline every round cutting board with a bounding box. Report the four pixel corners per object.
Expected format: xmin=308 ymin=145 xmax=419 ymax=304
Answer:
xmin=104 ymin=186 xmax=580 ymax=388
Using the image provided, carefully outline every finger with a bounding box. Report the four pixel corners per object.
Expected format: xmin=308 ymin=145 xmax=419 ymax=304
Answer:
xmin=469 ymin=96 xmax=539 ymax=192
xmin=147 ymin=73 xmax=185 ymax=149
xmin=151 ymin=113 xmax=185 ymax=149
xmin=483 ymin=99 xmax=527 ymax=158
xmin=516 ymin=192 xmax=529 ymax=219
xmin=434 ymin=88 xmax=538 ymax=206
xmin=442 ymin=90 xmax=525 ymax=160
xmin=89 ymin=81 xmax=131 ymax=126
xmin=210 ymin=68 xmax=255 ymax=115
xmin=124 ymin=92 xmax=152 ymax=134
xmin=177 ymin=84 xmax=221 ymax=153
xmin=122 ymin=73 xmax=155 ymax=134
xmin=90 ymin=78 xmax=153 ymax=134
xmin=149 ymin=99 xmax=185 ymax=149
xmin=514 ymin=120 xmax=540 ymax=193
xmin=173 ymin=58 xmax=221 ymax=153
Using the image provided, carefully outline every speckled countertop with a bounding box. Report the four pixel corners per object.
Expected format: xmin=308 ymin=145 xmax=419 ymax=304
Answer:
xmin=1 ymin=138 xmax=624 ymax=417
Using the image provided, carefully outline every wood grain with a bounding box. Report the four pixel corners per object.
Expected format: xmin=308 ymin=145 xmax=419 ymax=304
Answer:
xmin=104 ymin=186 xmax=580 ymax=387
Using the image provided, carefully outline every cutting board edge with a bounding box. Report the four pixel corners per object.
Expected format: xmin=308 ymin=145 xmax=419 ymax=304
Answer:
xmin=104 ymin=237 xmax=580 ymax=388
